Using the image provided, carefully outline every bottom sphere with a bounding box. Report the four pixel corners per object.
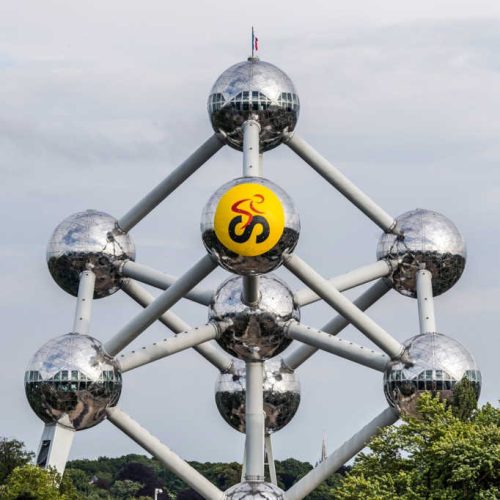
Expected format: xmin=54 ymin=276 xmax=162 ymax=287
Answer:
xmin=224 ymin=481 xmax=286 ymax=499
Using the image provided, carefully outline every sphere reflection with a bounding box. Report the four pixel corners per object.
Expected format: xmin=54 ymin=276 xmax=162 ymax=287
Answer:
xmin=215 ymin=358 xmax=301 ymax=434
xmin=209 ymin=275 xmax=299 ymax=361
xmin=208 ymin=58 xmax=299 ymax=152
xmin=384 ymin=332 xmax=481 ymax=418
xmin=47 ymin=209 xmax=135 ymax=298
xmin=25 ymin=334 xmax=122 ymax=430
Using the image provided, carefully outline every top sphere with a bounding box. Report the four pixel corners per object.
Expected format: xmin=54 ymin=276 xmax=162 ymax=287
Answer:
xmin=47 ymin=210 xmax=135 ymax=299
xmin=208 ymin=59 xmax=299 ymax=151
xmin=377 ymin=209 xmax=466 ymax=297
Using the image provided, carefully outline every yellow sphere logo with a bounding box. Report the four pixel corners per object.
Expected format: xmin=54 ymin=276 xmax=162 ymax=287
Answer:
xmin=214 ymin=183 xmax=285 ymax=257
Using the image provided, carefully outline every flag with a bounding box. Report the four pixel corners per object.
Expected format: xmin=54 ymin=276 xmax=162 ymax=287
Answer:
xmin=252 ymin=27 xmax=259 ymax=55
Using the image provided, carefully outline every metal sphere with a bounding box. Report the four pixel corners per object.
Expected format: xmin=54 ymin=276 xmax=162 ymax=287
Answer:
xmin=208 ymin=58 xmax=299 ymax=152
xmin=201 ymin=177 xmax=300 ymax=275
xmin=377 ymin=209 xmax=466 ymax=297
xmin=384 ymin=332 xmax=481 ymax=418
xmin=224 ymin=481 xmax=286 ymax=499
xmin=47 ymin=209 xmax=136 ymax=298
xmin=209 ymin=275 xmax=300 ymax=361
xmin=25 ymin=333 xmax=122 ymax=431
xmin=215 ymin=358 xmax=301 ymax=434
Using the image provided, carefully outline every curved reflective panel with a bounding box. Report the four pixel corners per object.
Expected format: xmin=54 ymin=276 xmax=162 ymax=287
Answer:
xmin=224 ymin=481 xmax=286 ymax=499
xmin=384 ymin=332 xmax=481 ymax=418
xmin=215 ymin=358 xmax=301 ymax=434
xmin=47 ymin=209 xmax=136 ymax=298
xmin=209 ymin=275 xmax=300 ymax=361
xmin=208 ymin=59 xmax=299 ymax=152
xmin=377 ymin=209 xmax=466 ymax=297
xmin=25 ymin=333 xmax=122 ymax=430
xmin=201 ymin=177 xmax=300 ymax=275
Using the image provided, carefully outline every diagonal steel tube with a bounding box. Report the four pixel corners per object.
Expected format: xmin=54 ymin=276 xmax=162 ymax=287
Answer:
xmin=119 ymin=260 xmax=214 ymax=306
xmin=286 ymin=407 xmax=398 ymax=500
xmin=106 ymin=407 xmax=225 ymax=500
xmin=295 ymin=259 xmax=395 ymax=307
xmin=286 ymin=321 xmax=389 ymax=372
xmin=284 ymin=279 xmax=392 ymax=370
xmin=121 ymin=279 xmax=233 ymax=372
xmin=118 ymin=134 xmax=224 ymax=232
xmin=105 ymin=254 xmax=217 ymax=356
xmin=286 ymin=133 xmax=399 ymax=234
xmin=117 ymin=323 xmax=220 ymax=372
xmin=284 ymin=254 xmax=405 ymax=360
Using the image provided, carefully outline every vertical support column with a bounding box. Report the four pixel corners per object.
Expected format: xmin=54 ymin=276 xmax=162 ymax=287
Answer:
xmin=36 ymin=423 xmax=75 ymax=476
xmin=416 ymin=269 xmax=437 ymax=333
xmin=241 ymin=120 xmax=262 ymax=305
xmin=244 ymin=361 xmax=265 ymax=482
xmin=243 ymin=120 xmax=261 ymax=177
xmin=265 ymin=434 xmax=277 ymax=485
xmin=73 ymin=269 xmax=96 ymax=335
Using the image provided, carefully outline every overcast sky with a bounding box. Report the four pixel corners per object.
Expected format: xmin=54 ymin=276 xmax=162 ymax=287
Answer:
xmin=1 ymin=1 xmax=499 ymax=466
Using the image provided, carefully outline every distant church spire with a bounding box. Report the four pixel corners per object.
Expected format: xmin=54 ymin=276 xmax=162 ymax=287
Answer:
xmin=321 ymin=433 xmax=327 ymax=463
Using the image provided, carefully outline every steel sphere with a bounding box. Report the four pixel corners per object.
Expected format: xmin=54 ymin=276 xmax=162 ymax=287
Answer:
xmin=209 ymin=275 xmax=299 ymax=361
xmin=377 ymin=209 xmax=466 ymax=297
xmin=208 ymin=58 xmax=299 ymax=152
xmin=215 ymin=358 xmax=301 ymax=434
xmin=201 ymin=177 xmax=300 ymax=275
xmin=25 ymin=333 xmax=122 ymax=431
xmin=47 ymin=209 xmax=136 ymax=298
xmin=384 ymin=332 xmax=481 ymax=418
xmin=224 ymin=481 xmax=286 ymax=499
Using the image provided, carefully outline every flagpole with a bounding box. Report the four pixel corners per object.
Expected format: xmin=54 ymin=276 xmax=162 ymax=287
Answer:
xmin=252 ymin=26 xmax=255 ymax=58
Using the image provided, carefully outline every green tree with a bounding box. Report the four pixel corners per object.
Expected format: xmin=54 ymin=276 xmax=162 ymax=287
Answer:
xmin=0 ymin=437 xmax=35 ymax=483
xmin=451 ymin=378 xmax=479 ymax=421
xmin=0 ymin=464 xmax=77 ymax=499
xmin=110 ymin=478 xmax=144 ymax=499
xmin=333 ymin=395 xmax=500 ymax=499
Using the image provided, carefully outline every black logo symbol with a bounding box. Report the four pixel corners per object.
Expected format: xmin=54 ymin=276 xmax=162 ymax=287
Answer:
xmin=228 ymin=215 xmax=270 ymax=244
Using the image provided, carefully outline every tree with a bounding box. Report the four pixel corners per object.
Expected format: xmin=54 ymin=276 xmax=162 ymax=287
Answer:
xmin=0 ymin=464 xmax=77 ymax=500
xmin=116 ymin=460 xmax=163 ymax=497
xmin=0 ymin=438 xmax=35 ymax=483
xmin=110 ymin=479 xmax=143 ymax=499
xmin=333 ymin=395 xmax=500 ymax=499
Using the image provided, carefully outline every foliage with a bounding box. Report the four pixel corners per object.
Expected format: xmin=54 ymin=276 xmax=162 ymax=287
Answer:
xmin=333 ymin=395 xmax=500 ymax=499
xmin=110 ymin=479 xmax=144 ymax=498
xmin=0 ymin=437 xmax=35 ymax=483
xmin=0 ymin=464 xmax=77 ymax=499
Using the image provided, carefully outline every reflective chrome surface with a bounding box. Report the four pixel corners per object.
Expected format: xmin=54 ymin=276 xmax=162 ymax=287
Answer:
xmin=47 ymin=210 xmax=136 ymax=298
xmin=384 ymin=332 xmax=481 ymax=417
xmin=224 ymin=481 xmax=286 ymax=499
xmin=201 ymin=178 xmax=300 ymax=275
xmin=215 ymin=358 xmax=300 ymax=434
xmin=25 ymin=333 xmax=122 ymax=430
xmin=208 ymin=58 xmax=299 ymax=152
xmin=210 ymin=275 xmax=300 ymax=361
xmin=377 ymin=209 xmax=466 ymax=297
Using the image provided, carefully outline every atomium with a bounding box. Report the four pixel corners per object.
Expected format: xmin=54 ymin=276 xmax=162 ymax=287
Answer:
xmin=201 ymin=177 xmax=300 ymax=275
xmin=377 ymin=209 xmax=466 ymax=298
xmin=215 ymin=358 xmax=300 ymax=434
xmin=224 ymin=481 xmax=286 ymax=499
xmin=208 ymin=58 xmax=299 ymax=152
xmin=25 ymin=333 xmax=122 ymax=431
xmin=209 ymin=275 xmax=300 ymax=360
xmin=47 ymin=209 xmax=135 ymax=298
xmin=384 ymin=332 xmax=481 ymax=418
